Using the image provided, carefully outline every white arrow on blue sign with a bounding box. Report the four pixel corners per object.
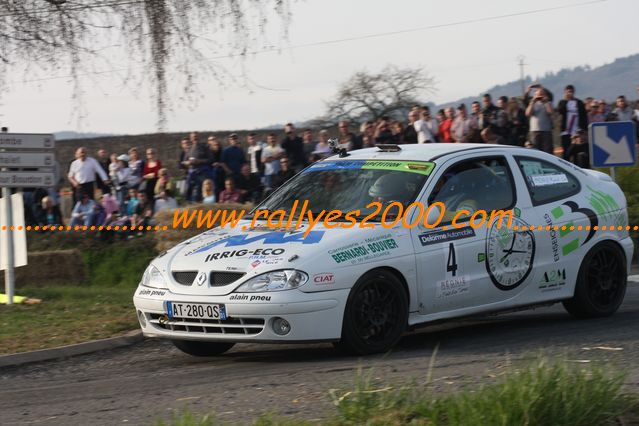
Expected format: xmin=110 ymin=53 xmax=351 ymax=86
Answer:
xmin=589 ymin=121 xmax=637 ymax=168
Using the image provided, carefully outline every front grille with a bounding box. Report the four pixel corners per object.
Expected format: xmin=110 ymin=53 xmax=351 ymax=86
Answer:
xmin=148 ymin=313 xmax=264 ymax=335
xmin=210 ymin=271 xmax=245 ymax=286
xmin=172 ymin=271 xmax=197 ymax=285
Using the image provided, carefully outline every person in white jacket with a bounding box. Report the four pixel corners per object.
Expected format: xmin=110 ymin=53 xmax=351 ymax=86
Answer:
xmin=414 ymin=107 xmax=439 ymax=143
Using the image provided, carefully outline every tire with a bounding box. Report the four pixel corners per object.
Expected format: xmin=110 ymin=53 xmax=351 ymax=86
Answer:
xmin=563 ymin=241 xmax=627 ymax=318
xmin=337 ymin=269 xmax=408 ymax=355
xmin=172 ymin=340 xmax=235 ymax=357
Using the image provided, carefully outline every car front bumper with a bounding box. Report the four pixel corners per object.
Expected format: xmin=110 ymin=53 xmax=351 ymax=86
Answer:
xmin=133 ymin=286 xmax=349 ymax=342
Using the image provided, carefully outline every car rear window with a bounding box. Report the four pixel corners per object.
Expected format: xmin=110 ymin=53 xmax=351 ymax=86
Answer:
xmin=515 ymin=156 xmax=580 ymax=205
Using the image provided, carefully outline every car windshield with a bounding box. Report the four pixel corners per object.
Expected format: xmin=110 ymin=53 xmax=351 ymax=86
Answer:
xmin=256 ymin=160 xmax=434 ymax=221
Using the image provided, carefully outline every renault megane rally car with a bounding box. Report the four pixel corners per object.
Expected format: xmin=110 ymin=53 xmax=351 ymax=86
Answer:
xmin=133 ymin=143 xmax=633 ymax=355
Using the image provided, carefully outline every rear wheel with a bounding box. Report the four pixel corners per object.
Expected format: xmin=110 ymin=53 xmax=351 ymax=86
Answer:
xmin=563 ymin=241 xmax=627 ymax=318
xmin=337 ymin=269 xmax=408 ymax=355
xmin=172 ymin=340 xmax=235 ymax=356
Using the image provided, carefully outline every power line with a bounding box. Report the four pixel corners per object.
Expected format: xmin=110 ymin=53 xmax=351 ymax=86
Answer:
xmin=15 ymin=0 xmax=607 ymax=84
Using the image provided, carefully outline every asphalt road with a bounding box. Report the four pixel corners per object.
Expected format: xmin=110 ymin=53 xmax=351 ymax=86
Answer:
xmin=3 ymin=282 xmax=639 ymax=425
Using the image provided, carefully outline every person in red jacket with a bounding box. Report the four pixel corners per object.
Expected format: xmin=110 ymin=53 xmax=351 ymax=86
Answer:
xmin=438 ymin=107 xmax=455 ymax=142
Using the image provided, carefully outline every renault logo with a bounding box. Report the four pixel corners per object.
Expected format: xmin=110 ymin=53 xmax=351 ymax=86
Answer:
xmin=195 ymin=271 xmax=207 ymax=286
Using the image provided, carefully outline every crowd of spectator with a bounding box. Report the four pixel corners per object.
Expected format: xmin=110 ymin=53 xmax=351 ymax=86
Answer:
xmin=19 ymin=83 xmax=639 ymax=233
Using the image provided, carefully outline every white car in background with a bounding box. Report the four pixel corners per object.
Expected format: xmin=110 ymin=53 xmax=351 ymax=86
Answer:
xmin=133 ymin=143 xmax=633 ymax=356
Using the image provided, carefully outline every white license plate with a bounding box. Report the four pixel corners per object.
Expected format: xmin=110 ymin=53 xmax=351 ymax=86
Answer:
xmin=167 ymin=302 xmax=227 ymax=320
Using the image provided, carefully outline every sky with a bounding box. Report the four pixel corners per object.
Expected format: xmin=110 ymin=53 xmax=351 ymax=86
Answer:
xmin=2 ymin=0 xmax=639 ymax=135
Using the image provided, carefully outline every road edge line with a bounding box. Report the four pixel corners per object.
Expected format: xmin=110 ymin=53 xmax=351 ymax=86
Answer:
xmin=0 ymin=330 xmax=144 ymax=369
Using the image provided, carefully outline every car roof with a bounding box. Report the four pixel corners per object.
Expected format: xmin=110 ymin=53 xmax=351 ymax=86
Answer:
xmin=325 ymin=143 xmax=522 ymax=162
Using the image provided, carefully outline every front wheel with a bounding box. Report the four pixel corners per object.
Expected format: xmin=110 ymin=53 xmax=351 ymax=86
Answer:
xmin=337 ymin=269 xmax=408 ymax=355
xmin=563 ymin=241 xmax=627 ymax=318
xmin=172 ymin=340 xmax=235 ymax=357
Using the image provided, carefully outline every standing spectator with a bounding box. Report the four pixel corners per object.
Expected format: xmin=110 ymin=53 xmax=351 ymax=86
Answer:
xmin=374 ymin=117 xmax=394 ymax=144
xmin=302 ymin=129 xmax=315 ymax=165
xmin=565 ymin=130 xmax=590 ymax=169
xmin=68 ymin=147 xmax=110 ymax=202
xmin=315 ymin=130 xmax=332 ymax=154
xmin=154 ymin=168 xmax=174 ymax=197
xmin=557 ymin=85 xmax=587 ymax=159
xmin=186 ymin=132 xmax=213 ymax=202
xmin=281 ymin=123 xmax=305 ymax=172
xmin=495 ymin=96 xmax=512 ymax=141
xmin=479 ymin=94 xmax=497 ymax=130
xmin=438 ymin=107 xmax=455 ymax=142
xmin=142 ymin=148 xmax=162 ymax=200
xmin=208 ymin=135 xmax=225 ymax=200
xmin=154 ymin=190 xmax=178 ymax=213
xmin=235 ymin=164 xmax=263 ymax=203
xmin=466 ymin=101 xmax=484 ymax=143
xmin=338 ymin=120 xmax=358 ymax=150
xmin=523 ymin=83 xmax=554 ymax=107
xmin=403 ymin=110 xmax=419 ymax=144
xmin=613 ymin=96 xmax=634 ymax=121
xmin=272 ymin=157 xmax=296 ymax=189
xmin=221 ymin=133 xmax=246 ymax=177
xmin=218 ymin=178 xmax=243 ymax=204
xmin=70 ymin=191 xmax=97 ymax=226
xmin=108 ymin=153 xmax=119 ymax=184
xmin=451 ymin=104 xmax=477 ymax=143
xmin=114 ymin=154 xmax=133 ymax=207
xmin=201 ymin=179 xmax=216 ymax=204
xmin=246 ymin=132 xmax=264 ymax=178
xmin=127 ymin=147 xmax=144 ymax=190
xmin=481 ymin=126 xmax=506 ymax=144
xmin=415 ymin=107 xmax=439 ymax=143
xmin=506 ymin=97 xmax=529 ymax=146
xmin=588 ymin=100 xmax=606 ymax=124
xmin=262 ymin=133 xmax=284 ymax=189
xmin=178 ymin=138 xmax=192 ymax=177
xmin=391 ymin=121 xmax=404 ymax=144
xmin=526 ymin=87 xmax=554 ymax=154
xmin=96 ymin=149 xmax=111 ymax=195
xmin=355 ymin=121 xmax=375 ymax=150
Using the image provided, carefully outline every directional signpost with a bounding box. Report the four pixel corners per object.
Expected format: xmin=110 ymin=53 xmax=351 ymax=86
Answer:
xmin=0 ymin=132 xmax=56 ymax=305
xmin=589 ymin=121 xmax=637 ymax=181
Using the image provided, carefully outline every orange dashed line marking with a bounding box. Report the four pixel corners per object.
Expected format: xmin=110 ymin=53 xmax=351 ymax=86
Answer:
xmin=585 ymin=226 xmax=591 ymax=230
xmin=593 ymin=226 xmax=599 ymax=230
xmin=577 ymin=226 xmax=583 ymax=231
xmin=162 ymin=226 xmax=168 ymax=230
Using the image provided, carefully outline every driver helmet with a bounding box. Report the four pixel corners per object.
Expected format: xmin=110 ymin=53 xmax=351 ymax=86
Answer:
xmin=369 ymin=173 xmax=406 ymax=202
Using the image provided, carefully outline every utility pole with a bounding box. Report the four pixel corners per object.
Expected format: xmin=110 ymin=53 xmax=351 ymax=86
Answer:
xmin=0 ymin=126 xmax=14 ymax=305
xmin=517 ymin=55 xmax=527 ymax=97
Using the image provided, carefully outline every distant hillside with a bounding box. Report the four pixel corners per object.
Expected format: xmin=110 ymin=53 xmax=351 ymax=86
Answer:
xmin=440 ymin=53 xmax=639 ymax=108
xmin=54 ymin=131 xmax=116 ymax=140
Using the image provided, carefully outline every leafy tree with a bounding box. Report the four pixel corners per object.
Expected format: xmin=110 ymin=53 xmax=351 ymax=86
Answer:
xmin=324 ymin=65 xmax=436 ymax=123
xmin=0 ymin=0 xmax=291 ymax=129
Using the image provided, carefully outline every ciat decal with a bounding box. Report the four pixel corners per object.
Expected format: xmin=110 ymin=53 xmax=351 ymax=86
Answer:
xmin=313 ymin=273 xmax=335 ymax=285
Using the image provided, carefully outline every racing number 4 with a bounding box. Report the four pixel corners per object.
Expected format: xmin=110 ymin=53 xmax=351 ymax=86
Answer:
xmin=447 ymin=243 xmax=458 ymax=277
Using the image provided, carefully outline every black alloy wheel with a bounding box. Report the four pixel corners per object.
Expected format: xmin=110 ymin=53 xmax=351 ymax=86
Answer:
xmin=337 ymin=269 xmax=408 ymax=355
xmin=563 ymin=241 xmax=627 ymax=318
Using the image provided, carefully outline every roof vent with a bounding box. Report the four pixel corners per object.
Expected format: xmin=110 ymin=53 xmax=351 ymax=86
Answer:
xmin=376 ymin=144 xmax=401 ymax=152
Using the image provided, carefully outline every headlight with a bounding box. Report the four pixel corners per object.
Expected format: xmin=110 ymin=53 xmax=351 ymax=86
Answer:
xmin=234 ymin=270 xmax=308 ymax=293
xmin=141 ymin=265 xmax=168 ymax=289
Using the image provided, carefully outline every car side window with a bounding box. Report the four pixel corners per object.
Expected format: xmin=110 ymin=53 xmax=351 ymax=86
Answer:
xmin=428 ymin=157 xmax=515 ymax=221
xmin=515 ymin=156 xmax=580 ymax=205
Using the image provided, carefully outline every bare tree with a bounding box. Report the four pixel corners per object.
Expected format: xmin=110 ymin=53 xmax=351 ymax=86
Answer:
xmin=0 ymin=0 xmax=291 ymax=130
xmin=325 ymin=65 xmax=436 ymax=123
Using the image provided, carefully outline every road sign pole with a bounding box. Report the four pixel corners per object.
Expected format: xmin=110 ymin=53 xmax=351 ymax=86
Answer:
xmin=2 ymin=186 xmax=15 ymax=305
xmin=610 ymin=167 xmax=617 ymax=182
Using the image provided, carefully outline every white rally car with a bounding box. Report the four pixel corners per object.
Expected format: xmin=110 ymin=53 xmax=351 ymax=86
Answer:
xmin=133 ymin=143 xmax=633 ymax=356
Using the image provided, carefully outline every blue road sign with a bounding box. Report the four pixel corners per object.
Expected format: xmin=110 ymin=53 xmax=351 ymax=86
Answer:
xmin=589 ymin=121 xmax=637 ymax=168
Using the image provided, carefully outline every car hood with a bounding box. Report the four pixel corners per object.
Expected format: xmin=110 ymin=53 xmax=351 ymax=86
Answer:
xmin=153 ymin=220 xmax=408 ymax=295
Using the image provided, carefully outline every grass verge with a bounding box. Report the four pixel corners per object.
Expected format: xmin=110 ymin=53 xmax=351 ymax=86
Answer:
xmin=1 ymin=237 xmax=156 ymax=354
xmin=0 ymin=284 xmax=138 ymax=354
xmin=158 ymin=357 xmax=639 ymax=426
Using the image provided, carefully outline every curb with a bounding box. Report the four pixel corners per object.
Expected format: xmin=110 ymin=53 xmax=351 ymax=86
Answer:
xmin=0 ymin=329 xmax=144 ymax=369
